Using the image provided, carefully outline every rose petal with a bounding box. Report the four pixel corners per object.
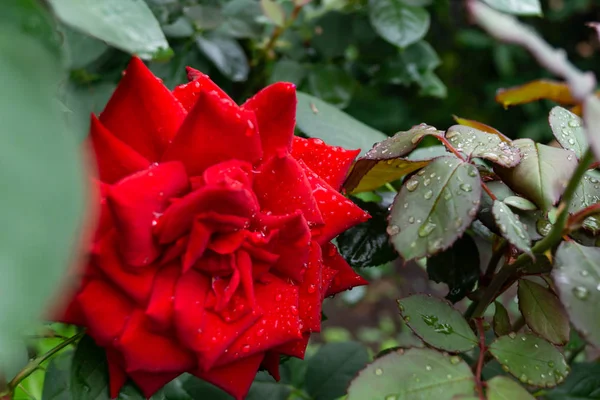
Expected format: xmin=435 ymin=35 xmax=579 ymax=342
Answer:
xmin=242 ymin=82 xmax=296 ymax=158
xmin=162 ymin=90 xmax=262 ymax=176
xmin=146 ymin=263 xmax=180 ymax=332
xmin=106 ymin=348 xmax=128 ymax=399
xmin=182 ymin=220 xmax=211 ymax=272
xmin=322 ymin=242 xmax=368 ymax=296
xmin=172 ymin=69 xmax=233 ymax=112
xmin=298 ymin=242 xmax=323 ymax=333
xmin=77 ymin=279 xmax=134 ymax=346
xmin=93 ymin=179 xmax=114 ymax=244
xmin=93 ymin=233 xmax=159 ymax=305
xmin=173 ymin=270 xmax=210 ymax=350
xmin=203 ymin=160 xmax=254 ymax=190
xmin=299 ymin=160 xmax=369 ymax=243
xmin=253 ymin=154 xmax=323 ymax=225
xmin=119 ymin=310 xmax=195 ymax=373
xmin=108 ymin=162 xmax=189 ymax=267
xmin=261 ymin=351 xmax=281 ymax=381
xmin=100 ymin=57 xmax=186 ymax=161
xmin=129 ymin=371 xmax=181 ymax=399
xmin=88 ymin=115 xmax=151 ymax=184
xmin=320 ymin=265 xmax=338 ymax=300
xmin=193 ymin=353 xmax=265 ymax=400
xmin=291 ymin=137 xmax=359 ymax=190
xmin=274 ymin=333 xmax=310 ymax=359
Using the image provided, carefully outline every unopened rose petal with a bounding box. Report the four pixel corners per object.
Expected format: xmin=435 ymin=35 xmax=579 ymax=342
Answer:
xmin=194 ymin=353 xmax=265 ymax=400
xmin=156 ymin=185 xmax=259 ymax=244
xmin=173 ymin=69 xmax=233 ymax=112
xmin=106 ymin=348 xmax=128 ymax=399
xmin=254 ymin=154 xmax=323 ymax=225
xmin=242 ymin=82 xmax=296 ymax=157
xmin=77 ymin=279 xmax=133 ymax=346
xmin=119 ymin=311 xmax=195 ymax=372
xmin=162 ymin=90 xmax=262 ymax=176
xmin=146 ymin=263 xmax=180 ymax=332
xmin=100 ymin=57 xmax=186 ymax=161
xmin=108 ymin=162 xmax=189 ymax=267
xmin=291 ymin=137 xmax=359 ymax=190
xmin=322 ymin=242 xmax=368 ymax=296
xmin=89 ymin=115 xmax=151 ymax=184
xmin=299 ymin=161 xmax=369 ymax=243
xmin=93 ymin=234 xmax=159 ymax=305
xmin=261 ymin=351 xmax=281 ymax=381
xmin=173 ymin=270 xmax=210 ymax=350
xmin=216 ymin=275 xmax=302 ymax=366
xmin=275 ymin=333 xmax=310 ymax=359
xmin=129 ymin=371 xmax=181 ymax=399
xmin=298 ymin=243 xmax=323 ymax=332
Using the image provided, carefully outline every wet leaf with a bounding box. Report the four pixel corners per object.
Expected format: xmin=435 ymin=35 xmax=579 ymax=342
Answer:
xmin=445 ymin=125 xmax=521 ymax=167
xmin=388 ymin=156 xmax=481 ymax=261
xmin=482 ymin=0 xmax=542 ymax=15
xmin=553 ymin=241 xmax=600 ymax=348
xmin=347 ymin=348 xmax=477 ymax=400
xmin=548 ymin=107 xmax=587 ymax=159
xmin=518 ymin=279 xmax=570 ymax=345
xmin=268 ymin=59 xmax=306 ymax=86
xmin=296 ymin=91 xmax=387 ymax=157
xmin=344 ymin=124 xmax=443 ymax=193
xmin=544 ymin=362 xmax=600 ymax=400
xmin=426 ymin=234 xmax=480 ymax=303
xmin=495 ymin=80 xmax=575 ymax=108
xmin=195 ymin=33 xmax=249 ymax=82
xmin=337 ymin=198 xmax=397 ymax=268
xmin=368 ymin=0 xmax=430 ymax=49
xmin=492 ymin=201 xmax=532 ymax=256
xmin=398 ymin=294 xmax=478 ymax=352
xmin=503 ymin=196 xmax=537 ymax=211
xmin=48 ymin=0 xmax=169 ymax=59
xmin=488 ymin=333 xmax=569 ymax=388
xmin=486 ymin=376 xmax=536 ymax=400
xmin=494 ymin=139 xmax=578 ymax=211
xmin=305 ymin=342 xmax=370 ymax=400
xmin=452 ymin=116 xmax=510 ymax=141
xmin=583 ymin=94 xmax=600 ymax=163
xmin=493 ymin=302 xmax=511 ymax=337
xmin=42 ymin=351 xmax=73 ymax=400
xmin=184 ymin=5 xmax=223 ymax=30
xmin=307 ymin=65 xmax=355 ymax=108
xmin=260 ymin=0 xmax=285 ymax=27
xmin=570 ymin=170 xmax=600 ymax=234
xmin=70 ymin=335 xmax=110 ymax=399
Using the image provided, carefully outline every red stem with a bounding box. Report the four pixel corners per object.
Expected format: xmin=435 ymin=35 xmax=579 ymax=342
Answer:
xmin=567 ymin=203 xmax=600 ymax=231
xmin=475 ymin=318 xmax=487 ymax=400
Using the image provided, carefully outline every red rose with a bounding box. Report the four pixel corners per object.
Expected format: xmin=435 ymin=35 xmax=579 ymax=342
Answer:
xmin=59 ymin=57 xmax=369 ymax=400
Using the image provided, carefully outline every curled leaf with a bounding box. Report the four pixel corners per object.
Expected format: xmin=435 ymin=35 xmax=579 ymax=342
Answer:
xmin=495 ymin=80 xmax=576 ymax=108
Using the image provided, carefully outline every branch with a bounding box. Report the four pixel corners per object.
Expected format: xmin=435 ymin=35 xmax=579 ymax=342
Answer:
xmin=467 ymin=0 xmax=596 ymax=101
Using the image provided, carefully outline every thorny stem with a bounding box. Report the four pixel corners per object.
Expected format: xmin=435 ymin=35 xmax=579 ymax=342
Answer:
xmin=0 ymin=331 xmax=85 ymax=397
xmin=466 ymin=149 xmax=595 ymax=320
xmin=474 ymin=318 xmax=486 ymax=400
xmin=437 ymin=135 xmax=498 ymax=200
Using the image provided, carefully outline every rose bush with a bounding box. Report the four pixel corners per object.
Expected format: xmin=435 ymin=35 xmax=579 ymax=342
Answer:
xmin=57 ymin=57 xmax=369 ymax=399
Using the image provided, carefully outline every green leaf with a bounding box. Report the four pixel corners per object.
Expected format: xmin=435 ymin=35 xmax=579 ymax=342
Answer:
xmin=70 ymin=335 xmax=110 ymax=399
xmin=48 ymin=0 xmax=169 ymax=59
xmin=518 ymin=279 xmax=570 ymax=345
xmin=219 ymin=0 xmax=263 ymax=39
xmin=184 ymin=5 xmax=224 ymax=30
xmin=489 ymin=333 xmax=569 ymax=387
xmin=570 ymin=170 xmax=600 ymax=234
xmin=307 ymin=65 xmax=355 ymax=108
xmin=553 ymin=241 xmax=600 ymax=348
xmin=544 ymin=362 xmax=600 ymax=400
xmin=337 ymin=198 xmax=397 ymax=268
xmin=492 ymin=201 xmax=532 ymax=256
xmin=486 ymin=376 xmax=535 ymax=400
xmin=388 ymin=156 xmax=482 ymax=261
xmin=445 ymin=125 xmax=521 ymax=167
xmin=295 ymin=91 xmax=387 ymax=156
xmin=494 ymin=139 xmax=578 ymax=211
xmin=260 ymin=0 xmax=286 ymax=27
xmin=417 ymin=70 xmax=447 ymax=98
xmin=195 ymin=33 xmax=249 ymax=81
xmin=42 ymin=351 xmax=74 ymax=400
xmin=161 ymin=17 xmax=195 ymax=39
xmin=398 ymin=294 xmax=478 ymax=352
xmin=368 ymin=0 xmax=430 ymax=48
xmin=583 ymin=95 xmax=600 ymax=164
xmin=344 ymin=124 xmax=443 ymax=193
xmin=268 ymin=59 xmax=306 ymax=86
xmin=311 ymin=12 xmax=356 ymax=59
xmin=347 ymin=348 xmax=477 ymax=400
xmin=180 ymin=375 xmax=230 ymax=399
xmin=493 ymin=302 xmax=511 ymax=337
xmin=305 ymin=342 xmax=370 ymax=400
xmin=0 ymin=0 xmax=86 ymax=374
xmin=482 ymin=0 xmax=542 ymax=16
xmin=503 ymin=196 xmax=537 ymax=211
xmin=548 ymin=106 xmax=587 ymax=159
xmin=61 ymin=25 xmax=109 ymax=70
xmin=426 ymin=234 xmax=480 ymax=303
